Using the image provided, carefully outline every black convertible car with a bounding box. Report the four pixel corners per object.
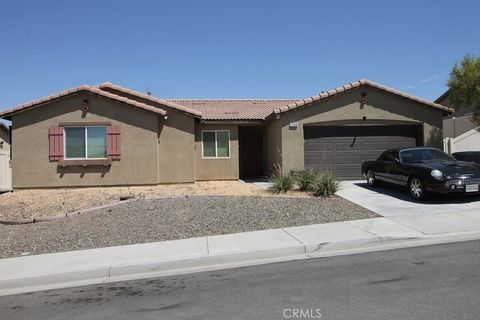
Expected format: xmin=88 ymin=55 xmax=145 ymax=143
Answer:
xmin=361 ymin=147 xmax=480 ymax=200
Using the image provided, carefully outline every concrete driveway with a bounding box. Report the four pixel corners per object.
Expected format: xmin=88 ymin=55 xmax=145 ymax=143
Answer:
xmin=337 ymin=180 xmax=480 ymax=217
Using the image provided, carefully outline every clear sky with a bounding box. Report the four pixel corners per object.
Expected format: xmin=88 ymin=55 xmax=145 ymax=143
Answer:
xmin=1 ymin=0 xmax=479 ymax=111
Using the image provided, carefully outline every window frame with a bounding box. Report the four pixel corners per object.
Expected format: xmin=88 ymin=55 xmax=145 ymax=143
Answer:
xmin=201 ymin=130 xmax=230 ymax=159
xmin=63 ymin=126 xmax=108 ymax=160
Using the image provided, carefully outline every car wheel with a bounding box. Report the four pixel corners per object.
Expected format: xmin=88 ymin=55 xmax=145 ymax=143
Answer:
xmin=366 ymin=169 xmax=377 ymax=186
xmin=409 ymin=177 xmax=425 ymax=200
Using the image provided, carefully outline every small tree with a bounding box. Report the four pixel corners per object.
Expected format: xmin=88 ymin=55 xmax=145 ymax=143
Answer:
xmin=447 ymin=54 xmax=480 ymax=126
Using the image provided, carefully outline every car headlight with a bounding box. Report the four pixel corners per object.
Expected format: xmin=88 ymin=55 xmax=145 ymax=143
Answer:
xmin=431 ymin=169 xmax=443 ymax=180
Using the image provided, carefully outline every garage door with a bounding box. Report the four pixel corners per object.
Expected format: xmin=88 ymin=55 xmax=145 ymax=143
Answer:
xmin=304 ymin=125 xmax=419 ymax=180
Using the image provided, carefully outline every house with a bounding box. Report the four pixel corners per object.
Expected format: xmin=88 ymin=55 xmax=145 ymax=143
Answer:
xmin=0 ymin=79 xmax=452 ymax=188
xmin=0 ymin=122 xmax=9 ymax=151
xmin=436 ymin=89 xmax=478 ymax=139
xmin=436 ymin=89 xmax=480 ymax=153
xmin=0 ymin=121 xmax=12 ymax=192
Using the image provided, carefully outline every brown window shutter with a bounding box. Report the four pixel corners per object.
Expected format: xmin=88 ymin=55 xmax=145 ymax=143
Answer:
xmin=48 ymin=127 xmax=64 ymax=161
xmin=107 ymin=125 xmax=121 ymax=160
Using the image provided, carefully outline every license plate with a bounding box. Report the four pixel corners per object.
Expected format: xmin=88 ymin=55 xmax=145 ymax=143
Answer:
xmin=466 ymin=184 xmax=479 ymax=192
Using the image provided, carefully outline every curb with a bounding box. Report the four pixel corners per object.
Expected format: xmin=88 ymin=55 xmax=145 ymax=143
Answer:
xmin=1 ymin=230 xmax=480 ymax=297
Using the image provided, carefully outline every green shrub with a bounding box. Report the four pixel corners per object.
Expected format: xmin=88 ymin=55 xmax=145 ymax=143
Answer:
xmin=269 ymin=165 xmax=294 ymax=193
xmin=311 ymin=172 xmax=340 ymax=197
xmin=293 ymin=169 xmax=317 ymax=191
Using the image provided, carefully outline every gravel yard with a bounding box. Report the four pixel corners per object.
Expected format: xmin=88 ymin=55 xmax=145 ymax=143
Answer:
xmin=0 ymin=181 xmax=307 ymax=221
xmin=0 ymin=196 xmax=376 ymax=258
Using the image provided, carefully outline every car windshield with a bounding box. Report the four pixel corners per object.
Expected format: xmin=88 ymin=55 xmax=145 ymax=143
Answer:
xmin=400 ymin=149 xmax=455 ymax=163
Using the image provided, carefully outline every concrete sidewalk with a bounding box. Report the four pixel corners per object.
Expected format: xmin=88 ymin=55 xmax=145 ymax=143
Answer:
xmin=3 ymin=214 xmax=480 ymax=297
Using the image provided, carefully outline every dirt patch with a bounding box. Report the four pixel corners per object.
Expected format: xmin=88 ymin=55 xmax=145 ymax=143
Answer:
xmin=0 ymin=181 xmax=309 ymax=221
xmin=0 ymin=196 xmax=377 ymax=258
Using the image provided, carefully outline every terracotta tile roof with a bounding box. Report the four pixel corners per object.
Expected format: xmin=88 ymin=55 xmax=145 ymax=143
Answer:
xmin=166 ymin=99 xmax=297 ymax=121
xmin=0 ymin=85 xmax=167 ymax=119
xmin=1 ymin=79 xmax=451 ymax=122
xmin=96 ymin=82 xmax=203 ymax=118
xmin=170 ymin=79 xmax=452 ymax=120
xmin=271 ymin=79 xmax=454 ymax=116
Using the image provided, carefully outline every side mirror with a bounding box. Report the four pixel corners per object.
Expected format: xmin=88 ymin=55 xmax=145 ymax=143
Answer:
xmin=394 ymin=158 xmax=400 ymax=163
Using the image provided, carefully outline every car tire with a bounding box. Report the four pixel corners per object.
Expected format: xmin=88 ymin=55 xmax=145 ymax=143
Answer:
xmin=409 ymin=176 xmax=425 ymax=200
xmin=366 ymin=169 xmax=378 ymax=186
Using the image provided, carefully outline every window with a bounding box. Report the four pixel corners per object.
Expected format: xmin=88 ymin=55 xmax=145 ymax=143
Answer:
xmin=202 ymin=130 xmax=230 ymax=158
xmin=383 ymin=151 xmax=400 ymax=163
xmin=379 ymin=151 xmax=399 ymax=163
xmin=400 ymin=148 xmax=454 ymax=164
xmin=64 ymin=127 xmax=107 ymax=159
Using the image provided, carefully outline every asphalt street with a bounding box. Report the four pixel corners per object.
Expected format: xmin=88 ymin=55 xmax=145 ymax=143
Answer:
xmin=1 ymin=240 xmax=480 ymax=320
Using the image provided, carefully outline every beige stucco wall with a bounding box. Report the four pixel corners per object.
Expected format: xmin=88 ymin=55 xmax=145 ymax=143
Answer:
xmin=100 ymin=86 xmax=196 ymax=183
xmin=264 ymin=119 xmax=282 ymax=175
xmin=10 ymin=92 xmax=194 ymax=188
xmin=0 ymin=126 xmax=9 ymax=151
xmin=267 ymin=86 xmax=445 ymax=173
xmin=157 ymin=110 xmax=195 ymax=183
xmin=195 ymin=123 xmax=239 ymax=180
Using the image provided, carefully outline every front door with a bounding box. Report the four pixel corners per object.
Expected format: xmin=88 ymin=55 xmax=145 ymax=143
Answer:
xmin=240 ymin=131 xmax=263 ymax=177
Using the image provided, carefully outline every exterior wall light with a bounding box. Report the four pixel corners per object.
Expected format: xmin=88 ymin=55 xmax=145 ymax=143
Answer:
xmin=82 ymin=100 xmax=89 ymax=113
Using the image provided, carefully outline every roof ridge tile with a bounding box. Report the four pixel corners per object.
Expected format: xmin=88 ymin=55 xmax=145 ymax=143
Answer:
xmin=166 ymin=98 xmax=298 ymax=102
xmin=1 ymin=79 xmax=453 ymax=121
xmin=273 ymin=79 xmax=453 ymax=116
xmin=97 ymin=83 xmax=202 ymax=117
xmin=0 ymin=85 xmax=167 ymax=119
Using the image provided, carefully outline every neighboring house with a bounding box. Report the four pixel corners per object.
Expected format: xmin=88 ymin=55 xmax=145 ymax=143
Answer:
xmin=0 ymin=79 xmax=452 ymax=188
xmin=0 ymin=122 xmax=10 ymax=151
xmin=436 ymin=89 xmax=480 ymax=153
xmin=0 ymin=121 xmax=12 ymax=192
